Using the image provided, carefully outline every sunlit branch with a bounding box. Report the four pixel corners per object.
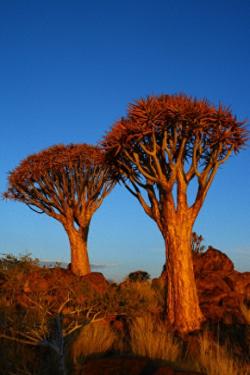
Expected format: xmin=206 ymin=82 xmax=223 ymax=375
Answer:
xmin=27 ymin=204 xmax=44 ymax=214
xmin=186 ymin=137 xmax=202 ymax=181
xmin=133 ymin=152 xmax=158 ymax=183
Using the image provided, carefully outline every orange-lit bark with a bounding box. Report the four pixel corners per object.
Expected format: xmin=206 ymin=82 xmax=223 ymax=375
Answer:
xmin=66 ymin=224 xmax=91 ymax=276
xmin=158 ymin=191 xmax=204 ymax=333
xmin=163 ymin=219 xmax=204 ymax=333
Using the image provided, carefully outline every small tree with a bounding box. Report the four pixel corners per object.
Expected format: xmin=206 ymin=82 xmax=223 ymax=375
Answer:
xmin=103 ymin=94 xmax=248 ymax=333
xmin=4 ymin=144 xmax=115 ymax=276
xmin=192 ymin=232 xmax=206 ymax=254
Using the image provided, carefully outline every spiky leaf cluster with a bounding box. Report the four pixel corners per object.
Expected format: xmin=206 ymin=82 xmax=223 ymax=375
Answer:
xmin=103 ymin=95 xmax=247 ymax=179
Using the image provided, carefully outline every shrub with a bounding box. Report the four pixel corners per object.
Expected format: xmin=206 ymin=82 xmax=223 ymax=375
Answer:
xmin=0 ymin=253 xmax=39 ymax=281
xmin=127 ymin=270 xmax=150 ymax=282
xmin=92 ymin=281 xmax=161 ymax=319
xmin=126 ymin=280 xmax=162 ymax=315
xmin=192 ymin=232 xmax=206 ymax=254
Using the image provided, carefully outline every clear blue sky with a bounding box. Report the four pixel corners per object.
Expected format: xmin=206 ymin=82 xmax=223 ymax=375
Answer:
xmin=0 ymin=0 xmax=249 ymax=280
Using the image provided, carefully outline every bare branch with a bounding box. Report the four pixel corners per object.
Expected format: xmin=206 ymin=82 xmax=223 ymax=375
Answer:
xmin=0 ymin=334 xmax=39 ymax=347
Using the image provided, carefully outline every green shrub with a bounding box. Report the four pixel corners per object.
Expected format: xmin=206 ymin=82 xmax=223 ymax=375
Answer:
xmin=127 ymin=270 xmax=150 ymax=282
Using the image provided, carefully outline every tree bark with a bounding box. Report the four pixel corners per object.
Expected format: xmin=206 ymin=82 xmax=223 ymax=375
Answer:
xmin=163 ymin=219 xmax=204 ymax=334
xmin=65 ymin=224 xmax=91 ymax=276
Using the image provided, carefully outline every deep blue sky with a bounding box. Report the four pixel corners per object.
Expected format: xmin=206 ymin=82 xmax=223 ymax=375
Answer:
xmin=0 ymin=0 xmax=249 ymax=280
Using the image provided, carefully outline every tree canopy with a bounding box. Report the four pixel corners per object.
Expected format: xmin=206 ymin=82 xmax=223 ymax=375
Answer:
xmin=103 ymin=94 xmax=248 ymax=231
xmin=4 ymin=144 xmax=113 ymax=227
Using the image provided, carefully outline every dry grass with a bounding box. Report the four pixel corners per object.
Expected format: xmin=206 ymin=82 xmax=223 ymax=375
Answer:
xmin=196 ymin=331 xmax=250 ymax=375
xmin=130 ymin=314 xmax=181 ymax=362
xmin=70 ymin=321 xmax=116 ymax=364
xmin=239 ymin=300 xmax=250 ymax=324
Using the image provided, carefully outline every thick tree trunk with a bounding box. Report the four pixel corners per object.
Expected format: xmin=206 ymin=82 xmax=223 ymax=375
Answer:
xmin=164 ymin=220 xmax=204 ymax=334
xmin=66 ymin=225 xmax=91 ymax=276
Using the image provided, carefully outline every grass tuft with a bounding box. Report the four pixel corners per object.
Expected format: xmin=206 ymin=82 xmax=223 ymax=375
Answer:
xmin=239 ymin=299 xmax=250 ymax=324
xmin=130 ymin=314 xmax=181 ymax=362
xmin=196 ymin=331 xmax=250 ymax=375
xmin=70 ymin=321 xmax=116 ymax=364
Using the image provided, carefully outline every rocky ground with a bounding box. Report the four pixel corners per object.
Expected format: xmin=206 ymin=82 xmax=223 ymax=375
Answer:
xmin=0 ymin=248 xmax=249 ymax=374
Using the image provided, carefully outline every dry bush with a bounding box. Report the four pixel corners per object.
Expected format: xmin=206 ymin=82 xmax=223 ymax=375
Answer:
xmin=93 ymin=280 xmax=162 ymax=319
xmin=70 ymin=321 xmax=116 ymax=364
xmin=130 ymin=314 xmax=181 ymax=362
xmin=127 ymin=270 xmax=150 ymax=282
xmin=126 ymin=281 xmax=162 ymax=314
xmin=196 ymin=331 xmax=250 ymax=375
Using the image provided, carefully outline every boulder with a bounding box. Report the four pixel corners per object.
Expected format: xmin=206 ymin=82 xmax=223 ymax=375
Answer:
xmin=193 ymin=249 xmax=250 ymax=324
xmin=196 ymin=272 xmax=232 ymax=301
xmin=224 ymin=271 xmax=250 ymax=295
xmin=193 ymin=246 xmax=234 ymax=276
xmin=194 ymin=250 xmax=250 ymax=324
xmin=81 ymin=272 xmax=109 ymax=293
xmin=158 ymin=247 xmax=250 ymax=325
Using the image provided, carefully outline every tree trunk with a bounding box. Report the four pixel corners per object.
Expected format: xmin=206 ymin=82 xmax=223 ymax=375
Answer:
xmin=66 ymin=225 xmax=91 ymax=276
xmin=164 ymin=220 xmax=204 ymax=334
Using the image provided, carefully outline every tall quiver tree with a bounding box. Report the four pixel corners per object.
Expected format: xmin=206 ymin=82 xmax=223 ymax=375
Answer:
xmin=103 ymin=94 xmax=248 ymax=334
xmin=4 ymin=144 xmax=115 ymax=276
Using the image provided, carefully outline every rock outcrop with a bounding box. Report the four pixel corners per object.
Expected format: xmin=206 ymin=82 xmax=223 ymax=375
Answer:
xmin=158 ymin=246 xmax=250 ymax=325
xmin=193 ymin=247 xmax=250 ymax=325
xmin=193 ymin=246 xmax=234 ymax=275
xmin=2 ymin=267 xmax=110 ymax=309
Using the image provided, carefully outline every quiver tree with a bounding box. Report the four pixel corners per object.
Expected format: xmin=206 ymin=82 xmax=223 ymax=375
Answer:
xmin=4 ymin=144 xmax=115 ymax=276
xmin=103 ymin=94 xmax=248 ymax=333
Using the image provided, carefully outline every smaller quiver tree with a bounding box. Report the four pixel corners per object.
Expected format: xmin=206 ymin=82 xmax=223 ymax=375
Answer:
xmin=4 ymin=144 xmax=115 ymax=276
xmin=102 ymin=94 xmax=248 ymax=333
